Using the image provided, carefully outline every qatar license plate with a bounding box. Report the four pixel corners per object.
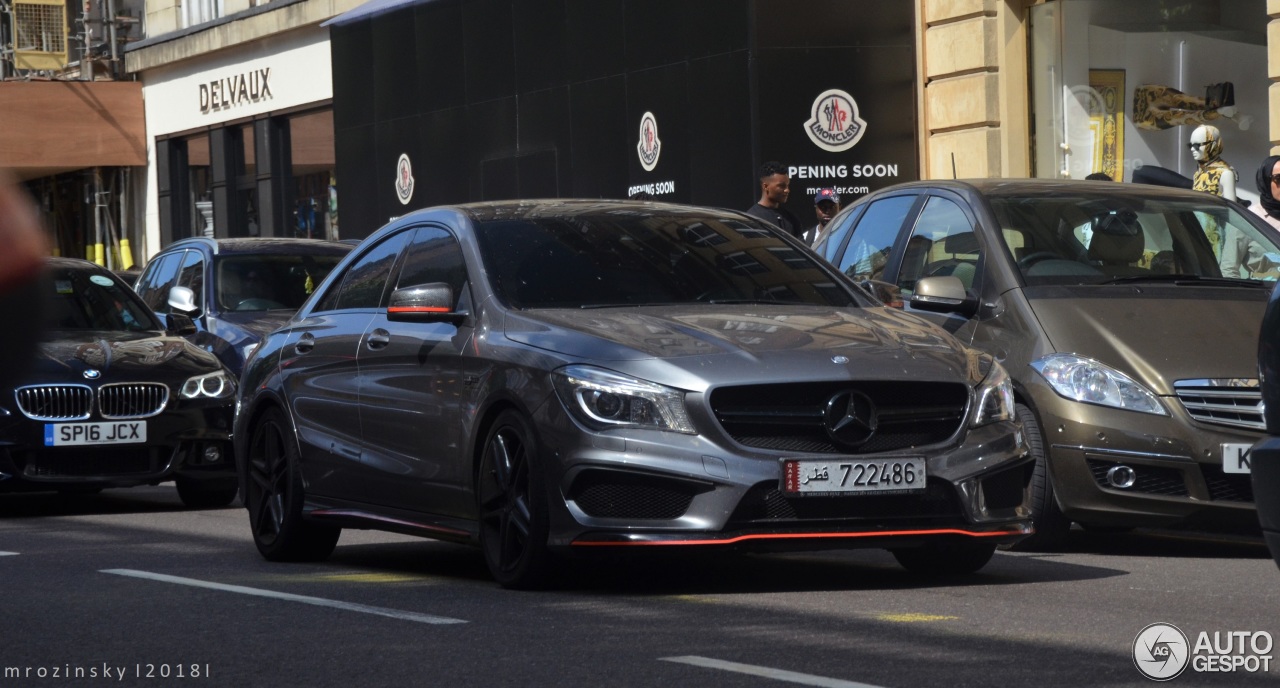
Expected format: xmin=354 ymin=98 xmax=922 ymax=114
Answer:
xmin=782 ymin=457 xmax=926 ymax=495
xmin=44 ymin=421 xmax=147 ymax=447
xmin=1221 ymin=442 xmax=1253 ymax=474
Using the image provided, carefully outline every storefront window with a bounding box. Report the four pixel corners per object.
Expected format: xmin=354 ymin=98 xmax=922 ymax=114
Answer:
xmin=1028 ymin=0 xmax=1267 ymax=202
xmin=186 ymin=133 xmax=213 ymax=238
xmin=235 ymin=123 xmax=259 ymax=237
xmin=289 ymin=109 xmax=337 ymax=240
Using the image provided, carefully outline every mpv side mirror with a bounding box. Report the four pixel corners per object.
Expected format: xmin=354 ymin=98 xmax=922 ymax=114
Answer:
xmin=166 ymin=312 xmax=197 ymax=336
xmin=168 ymin=285 xmax=200 ymax=316
xmin=387 ymin=282 xmax=468 ymax=325
xmin=910 ymin=276 xmax=979 ymax=316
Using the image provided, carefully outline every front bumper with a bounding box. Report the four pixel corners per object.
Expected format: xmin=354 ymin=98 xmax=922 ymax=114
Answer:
xmin=0 ymin=402 xmax=234 ymax=491
xmin=1030 ymin=385 xmax=1260 ymax=530
xmin=1249 ymin=436 xmax=1280 ymax=569
xmin=534 ymin=400 xmax=1033 ymax=552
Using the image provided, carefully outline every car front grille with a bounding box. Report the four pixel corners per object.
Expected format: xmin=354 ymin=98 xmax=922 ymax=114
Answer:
xmin=1201 ymin=465 xmax=1254 ymax=503
xmin=709 ymin=381 xmax=969 ymax=454
xmin=17 ymin=447 xmax=164 ymax=478
xmin=15 ymin=385 xmax=93 ymax=421
xmin=727 ymin=479 xmax=962 ymax=526
xmin=98 ymin=383 xmax=169 ymax=419
xmin=1173 ymin=379 xmax=1264 ymax=431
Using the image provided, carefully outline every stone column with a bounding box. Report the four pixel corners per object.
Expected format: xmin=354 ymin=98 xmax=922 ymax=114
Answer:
xmin=1270 ymin=0 xmax=1280 ymax=154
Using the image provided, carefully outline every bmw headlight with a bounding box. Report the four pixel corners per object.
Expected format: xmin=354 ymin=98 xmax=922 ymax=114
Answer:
xmin=1031 ymin=354 xmax=1167 ymax=416
xmin=180 ymin=370 xmax=236 ymax=400
xmin=973 ymin=360 xmax=1015 ymax=427
xmin=552 ymin=365 xmax=695 ymax=434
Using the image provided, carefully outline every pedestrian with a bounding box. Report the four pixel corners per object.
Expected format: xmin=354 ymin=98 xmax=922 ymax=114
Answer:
xmin=1220 ymin=155 xmax=1280 ymax=278
xmin=0 ymin=171 xmax=49 ymax=391
xmin=745 ymin=161 xmax=801 ymax=238
xmin=803 ymin=188 xmax=840 ymax=245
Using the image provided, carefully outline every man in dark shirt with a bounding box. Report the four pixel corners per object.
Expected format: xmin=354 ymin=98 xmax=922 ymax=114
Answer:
xmin=744 ymin=161 xmax=801 ymax=238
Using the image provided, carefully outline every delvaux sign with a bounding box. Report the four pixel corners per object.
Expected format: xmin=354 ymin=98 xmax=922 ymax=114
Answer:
xmin=199 ymin=67 xmax=273 ymax=115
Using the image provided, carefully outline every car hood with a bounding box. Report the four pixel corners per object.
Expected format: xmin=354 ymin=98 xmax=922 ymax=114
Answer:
xmin=1025 ymin=285 xmax=1270 ymax=394
xmin=27 ymin=330 xmax=222 ymax=382
xmin=503 ymin=305 xmax=977 ymax=384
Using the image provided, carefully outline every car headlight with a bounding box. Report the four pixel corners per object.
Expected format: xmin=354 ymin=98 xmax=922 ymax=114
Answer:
xmin=1031 ymin=353 xmax=1167 ymax=416
xmin=180 ymin=370 xmax=236 ymax=400
xmin=973 ymin=360 xmax=1015 ymax=427
xmin=552 ymin=365 xmax=695 ymax=434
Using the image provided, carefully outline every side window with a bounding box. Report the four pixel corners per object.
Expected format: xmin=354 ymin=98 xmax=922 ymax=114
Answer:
xmin=898 ymin=196 xmax=979 ymax=296
xmin=315 ymin=232 xmax=411 ymax=312
xmin=837 ymin=196 xmax=916 ymax=280
xmin=395 ymin=227 xmax=468 ymax=308
xmin=174 ymin=250 xmax=205 ymax=314
xmin=135 ymin=251 xmax=184 ymax=312
xmin=816 ymin=209 xmax=859 ymax=262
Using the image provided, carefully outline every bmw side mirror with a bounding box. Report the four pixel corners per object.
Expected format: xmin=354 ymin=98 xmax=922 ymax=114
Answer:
xmin=166 ymin=312 xmax=197 ymax=336
xmin=910 ymin=276 xmax=978 ymax=316
xmin=168 ymin=285 xmax=200 ymax=316
xmin=387 ymin=282 xmax=467 ymax=325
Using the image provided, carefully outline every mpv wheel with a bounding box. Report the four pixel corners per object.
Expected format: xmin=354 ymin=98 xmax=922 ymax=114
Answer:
xmin=244 ymin=408 xmax=339 ymax=561
xmin=476 ymin=410 xmax=556 ymax=589
xmin=1004 ymin=403 xmax=1071 ymax=551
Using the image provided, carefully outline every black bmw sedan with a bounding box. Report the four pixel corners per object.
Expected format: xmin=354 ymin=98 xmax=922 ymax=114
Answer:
xmin=235 ymin=200 xmax=1033 ymax=588
xmin=0 ymin=258 xmax=238 ymax=507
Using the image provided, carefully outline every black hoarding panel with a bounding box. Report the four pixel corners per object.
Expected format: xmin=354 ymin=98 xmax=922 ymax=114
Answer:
xmin=753 ymin=0 xmax=915 ymax=49
xmin=683 ymin=0 xmax=749 ymax=60
xmin=569 ymin=76 xmax=628 ymax=199
xmin=332 ymin=23 xmax=373 ymax=132
xmin=372 ymin=11 xmax=420 ymax=123
xmin=469 ymin=96 xmax=519 ymax=200
xmin=566 ymin=0 xmax=624 ymax=83
xmin=463 ymin=0 xmax=515 ymax=100
xmin=518 ymin=87 xmax=572 ymax=198
xmin=688 ymin=51 xmax=753 ymax=210
xmin=623 ymin=0 xmax=689 ymax=72
xmin=415 ymin=0 xmax=465 ymax=114
xmin=419 ymin=107 xmax=471 ymax=207
xmin=334 ymin=124 xmax=377 ymax=239
xmin=625 ymin=64 xmax=689 ymax=202
xmin=514 ymin=0 xmax=569 ymax=94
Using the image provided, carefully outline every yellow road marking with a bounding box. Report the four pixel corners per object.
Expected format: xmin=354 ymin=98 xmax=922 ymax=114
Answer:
xmin=316 ymin=573 xmax=432 ymax=583
xmin=874 ymin=613 xmax=958 ymax=623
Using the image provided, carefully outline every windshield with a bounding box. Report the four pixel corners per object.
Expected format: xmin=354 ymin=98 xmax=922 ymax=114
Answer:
xmin=989 ymin=194 xmax=1280 ymax=286
xmin=474 ymin=212 xmax=859 ymax=309
xmin=215 ymin=254 xmax=344 ymax=312
xmin=46 ymin=267 xmax=160 ymax=332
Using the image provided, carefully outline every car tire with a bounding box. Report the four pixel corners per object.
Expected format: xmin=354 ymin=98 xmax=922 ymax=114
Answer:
xmin=175 ymin=478 xmax=238 ymax=509
xmin=891 ymin=541 xmax=997 ymax=575
xmin=476 ymin=410 xmax=557 ymax=589
xmin=1005 ymin=403 xmax=1072 ymax=551
xmin=244 ymin=408 xmax=340 ymax=562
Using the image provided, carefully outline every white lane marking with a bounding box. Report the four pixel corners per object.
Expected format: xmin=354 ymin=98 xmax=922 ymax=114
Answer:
xmin=661 ymin=656 xmax=888 ymax=688
xmin=0 ymin=552 xmax=17 ymax=556
xmin=101 ymin=569 xmax=466 ymax=625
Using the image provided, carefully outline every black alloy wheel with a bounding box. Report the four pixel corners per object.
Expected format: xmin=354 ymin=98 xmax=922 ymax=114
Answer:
xmin=476 ymin=410 xmax=555 ymax=589
xmin=244 ymin=408 xmax=339 ymax=561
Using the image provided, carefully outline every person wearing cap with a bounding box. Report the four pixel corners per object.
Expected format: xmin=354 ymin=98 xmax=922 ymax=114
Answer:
xmin=745 ymin=161 xmax=802 ymax=238
xmin=802 ymin=187 xmax=841 ymax=246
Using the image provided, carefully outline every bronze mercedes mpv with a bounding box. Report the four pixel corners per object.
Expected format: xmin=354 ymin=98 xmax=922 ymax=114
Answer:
xmin=816 ymin=179 xmax=1277 ymax=548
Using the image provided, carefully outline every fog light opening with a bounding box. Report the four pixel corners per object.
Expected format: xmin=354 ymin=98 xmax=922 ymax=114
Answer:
xmin=202 ymin=444 xmax=223 ymax=464
xmin=1106 ymin=464 xmax=1136 ymax=489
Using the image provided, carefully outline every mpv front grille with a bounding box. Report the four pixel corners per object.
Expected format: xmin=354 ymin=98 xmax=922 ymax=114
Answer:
xmin=1201 ymin=465 xmax=1254 ymax=503
xmin=98 ymin=383 xmax=169 ymax=419
xmin=15 ymin=385 xmax=92 ymax=421
xmin=710 ymin=381 xmax=968 ymax=454
xmin=1174 ymin=379 xmax=1264 ymax=431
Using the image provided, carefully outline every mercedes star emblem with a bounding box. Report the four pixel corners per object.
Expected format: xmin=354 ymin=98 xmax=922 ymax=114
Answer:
xmin=824 ymin=390 xmax=878 ymax=448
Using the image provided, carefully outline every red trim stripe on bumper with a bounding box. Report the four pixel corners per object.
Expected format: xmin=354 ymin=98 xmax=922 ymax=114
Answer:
xmin=571 ymin=525 xmax=1032 ymax=547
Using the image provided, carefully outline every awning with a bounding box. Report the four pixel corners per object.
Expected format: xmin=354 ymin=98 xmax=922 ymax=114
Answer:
xmin=322 ymin=0 xmax=437 ymax=27
xmin=0 ymin=80 xmax=146 ymax=181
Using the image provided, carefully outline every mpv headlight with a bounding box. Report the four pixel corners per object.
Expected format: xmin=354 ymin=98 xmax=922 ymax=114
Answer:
xmin=180 ymin=370 xmax=236 ymax=399
xmin=1031 ymin=354 xmax=1167 ymax=415
xmin=552 ymin=365 xmax=695 ymax=434
xmin=973 ymin=360 xmax=1015 ymax=427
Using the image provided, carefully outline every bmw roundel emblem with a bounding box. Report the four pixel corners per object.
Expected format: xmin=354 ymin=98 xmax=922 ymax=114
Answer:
xmin=832 ymin=355 xmax=849 ymax=364
xmin=83 ymin=369 xmax=101 ymax=380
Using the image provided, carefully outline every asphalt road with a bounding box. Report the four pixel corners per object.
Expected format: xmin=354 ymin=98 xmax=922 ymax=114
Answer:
xmin=0 ymin=486 xmax=1277 ymax=688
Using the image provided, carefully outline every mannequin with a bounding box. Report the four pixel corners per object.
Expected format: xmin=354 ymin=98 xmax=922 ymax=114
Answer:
xmin=1190 ymin=124 xmax=1237 ymax=201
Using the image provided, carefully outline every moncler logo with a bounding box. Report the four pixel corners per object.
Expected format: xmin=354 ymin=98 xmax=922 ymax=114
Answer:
xmin=395 ymin=153 xmax=415 ymax=205
xmin=637 ymin=112 xmax=662 ymax=172
xmin=804 ymin=89 xmax=867 ymax=152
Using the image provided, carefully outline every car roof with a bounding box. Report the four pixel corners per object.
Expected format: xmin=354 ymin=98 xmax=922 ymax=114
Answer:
xmin=875 ymin=178 xmax=1229 ymax=203
xmin=47 ymin=256 xmax=112 ymax=272
xmin=165 ymin=237 xmax=353 ymax=256
xmin=421 ymin=198 xmax=756 ymax=224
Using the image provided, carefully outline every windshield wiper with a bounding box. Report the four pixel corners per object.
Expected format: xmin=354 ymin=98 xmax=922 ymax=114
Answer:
xmin=1098 ymin=274 xmax=1271 ymax=288
xmin=577 ymin=302 xmax=673 ymax=309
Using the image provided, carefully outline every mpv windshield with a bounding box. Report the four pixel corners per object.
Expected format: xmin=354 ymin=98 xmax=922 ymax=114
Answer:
xmin=989 ymin=194 xmax=1280 ymax=286
xmin=216 ymin=254 xmax=344 ymax=312
xmin=475 ymin=212 xmax=859 ymax=309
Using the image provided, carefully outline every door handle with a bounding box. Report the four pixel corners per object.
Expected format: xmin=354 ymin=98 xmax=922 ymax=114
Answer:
xmin=366 ymin=329 xmax=390 ymax=350
xmin=294 ymin=333 xmax=315 ymax=355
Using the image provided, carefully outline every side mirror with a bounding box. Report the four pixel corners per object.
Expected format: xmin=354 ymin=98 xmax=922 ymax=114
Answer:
xmin=166 ymin=312 xmax=197 ymax=336
xmin=910 ymin=276 xmax=978 ymax=316
xmin=168 ymin=285 xmax=199 ymax=316
xmin=859 ymin=279 xmax=903 ymax=309
xmin=386 ymin=282 xmax=467 ymax=325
